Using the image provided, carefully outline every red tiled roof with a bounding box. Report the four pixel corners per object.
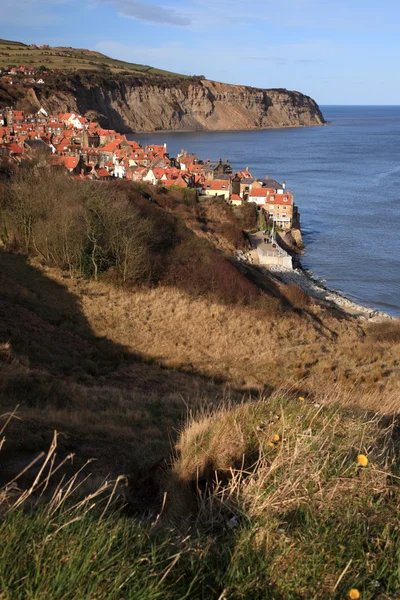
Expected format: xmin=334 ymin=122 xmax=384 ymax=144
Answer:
xmin=54 ymin=156 xmax=79 ymax=170
xmin=6 ymin=142 xmax=23 ymax=154
xmin=204 ymin=180 xmax=229 ymax=191
xmin=163 ymin=178 xmax=187 ymax=188
xmin=101 ymin=140 xmax=121 ymax=152
xmin=266 ymin=194 xmax=293 ymax=205
xmin=96 ymin=168 xmax=110 ymax=177
xmin=249 ymin=188 xmax=270 ymax=197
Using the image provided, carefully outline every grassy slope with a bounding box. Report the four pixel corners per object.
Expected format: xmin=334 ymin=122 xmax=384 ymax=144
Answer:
xmin=0 ymin=38 xmax=186 ymax=76
xmin=1 ymin=396 xmax=399 ymax=599
xmin=1 ymin=180 xmax=400 ymax=473
xmin=1 ymin=181 xmax=400 ymax=598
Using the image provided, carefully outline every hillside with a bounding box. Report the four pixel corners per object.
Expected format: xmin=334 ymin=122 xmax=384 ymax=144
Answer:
xmin=0 ymin=39 xmax=325 ymax=132
xmin=1 ymin=165 xmax=399 ymax=474
xmin=0 ymin=38 xmax=183 ymax=76
xmin=1 ymin=164 xmax=400 ymax=598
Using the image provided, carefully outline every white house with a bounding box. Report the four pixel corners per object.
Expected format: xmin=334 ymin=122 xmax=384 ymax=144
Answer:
xmin=248 ymin=188 xmax=271 ymax=206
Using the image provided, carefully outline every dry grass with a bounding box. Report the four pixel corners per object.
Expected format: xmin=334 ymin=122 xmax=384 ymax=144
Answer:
xmin=58 ymin=273 xmax=400 ymax=413
xmin=1 ymin=239 xmax=400 ymax=484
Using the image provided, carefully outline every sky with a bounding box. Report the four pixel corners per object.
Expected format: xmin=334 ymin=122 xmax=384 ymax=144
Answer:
xmin=2 ymin=0 xmax=400 ymax=104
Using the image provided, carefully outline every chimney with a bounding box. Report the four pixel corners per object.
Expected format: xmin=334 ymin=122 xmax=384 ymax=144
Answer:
xmin=265 ymin=175 xmax=268 ymax=180
xmin=282 ymin=180 xmax=286 ymax=190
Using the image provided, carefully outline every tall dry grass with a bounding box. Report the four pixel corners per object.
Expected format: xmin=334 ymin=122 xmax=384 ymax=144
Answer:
xmin=58 ymin=273 xmax=400 ymax=414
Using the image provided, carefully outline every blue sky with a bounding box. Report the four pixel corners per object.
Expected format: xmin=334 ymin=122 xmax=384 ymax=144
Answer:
xmin=2 ymin=0 xmax=400 ymax=104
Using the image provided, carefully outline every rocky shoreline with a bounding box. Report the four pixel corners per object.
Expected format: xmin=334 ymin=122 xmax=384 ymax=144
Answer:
xmin=268 ymin=264 xmax=393 ymax=321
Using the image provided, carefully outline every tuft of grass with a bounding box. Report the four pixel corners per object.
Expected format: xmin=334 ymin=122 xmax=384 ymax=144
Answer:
xmin=168 ymin=395 xmax=400 ymax=598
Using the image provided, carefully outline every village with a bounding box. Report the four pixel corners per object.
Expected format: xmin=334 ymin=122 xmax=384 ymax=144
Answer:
xmin=0 ymin=61 xmax=56 ymax=87
xmin=0 ymin=105 xmax=299 ymax=235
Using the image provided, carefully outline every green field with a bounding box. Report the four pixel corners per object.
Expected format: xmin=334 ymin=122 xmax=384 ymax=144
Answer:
xmin=0 ymin=38 xmax=185 ymax=77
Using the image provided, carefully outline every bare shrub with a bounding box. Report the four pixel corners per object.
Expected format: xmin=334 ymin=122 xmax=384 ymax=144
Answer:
xmin=282 ymin=283 xmax=310 ymax=309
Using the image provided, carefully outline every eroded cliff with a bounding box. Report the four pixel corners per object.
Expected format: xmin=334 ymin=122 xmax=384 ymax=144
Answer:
xmin=1 ymin=72 xmax=325 ymax=132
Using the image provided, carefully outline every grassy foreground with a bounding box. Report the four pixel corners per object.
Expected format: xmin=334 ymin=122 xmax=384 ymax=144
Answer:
xmin=1 ymin=395 xmax=399 ymax=599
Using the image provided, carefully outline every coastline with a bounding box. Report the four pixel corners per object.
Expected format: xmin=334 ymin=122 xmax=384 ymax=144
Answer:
xmin=129 ymin=122 xmax=327 ymax=135
xmin=268 ymin=261 xmax=394 ymax=321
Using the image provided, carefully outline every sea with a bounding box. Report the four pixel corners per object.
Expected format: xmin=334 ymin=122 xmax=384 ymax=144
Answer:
xmin=131 ymin=106 xmax=400 ymax=317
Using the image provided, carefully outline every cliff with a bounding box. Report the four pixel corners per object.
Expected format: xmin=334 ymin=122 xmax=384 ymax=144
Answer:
xmin=1 ymin=72 xmax=325 ymax=133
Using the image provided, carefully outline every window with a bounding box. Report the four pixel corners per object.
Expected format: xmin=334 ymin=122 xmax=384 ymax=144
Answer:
xmin=282 ymin=214 xmax=286 ymax=218
xmin=283 ymin=198 xmax=287 ymax=202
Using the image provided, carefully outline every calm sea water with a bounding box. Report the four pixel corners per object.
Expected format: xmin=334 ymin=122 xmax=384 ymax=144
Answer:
xmin=132 ymin=106 xmax=400 ymax=316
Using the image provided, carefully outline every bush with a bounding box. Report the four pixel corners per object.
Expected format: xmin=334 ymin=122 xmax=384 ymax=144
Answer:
xmin=0 ymin=164 xmax=276 ymax=308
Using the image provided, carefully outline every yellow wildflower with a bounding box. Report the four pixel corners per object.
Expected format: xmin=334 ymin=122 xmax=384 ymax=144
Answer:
xmin=268 ymin=442 xmax=275 ymax=447
xmin=273 ymin=434 xmax=280 ymax=442
xmin=357 ymin=454 xmax=368 ymax=467
xmin=298 ymin=396 xmax=305 ymax=402
xmin=348 ymin=589 xmax=360 ymax=599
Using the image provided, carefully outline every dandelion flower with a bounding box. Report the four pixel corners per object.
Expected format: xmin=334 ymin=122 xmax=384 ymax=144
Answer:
xmin=268 ymin=442 xmax=275 ymax=447
xmin=273 ymin=434 xmax=280 ymax=442
xmin=298 ymin=396 xmax=305 ymax=402
xmin=348 ymin=589 xmax=360 ymax=599
xmin=357 ymin=454 xmax=368 ymax=467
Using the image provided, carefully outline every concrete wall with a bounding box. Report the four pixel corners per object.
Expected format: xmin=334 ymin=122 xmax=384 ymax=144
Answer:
xmin=257 ymin=250 xmax=293 ymax=269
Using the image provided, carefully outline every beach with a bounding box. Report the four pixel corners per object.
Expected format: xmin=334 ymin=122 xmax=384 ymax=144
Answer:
xmin=267 ymin=264 xmax=393 ymax=321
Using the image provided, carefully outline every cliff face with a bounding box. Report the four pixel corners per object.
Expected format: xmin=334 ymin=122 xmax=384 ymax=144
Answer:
xmin=3 ymin=74 xmax=325 ymax=133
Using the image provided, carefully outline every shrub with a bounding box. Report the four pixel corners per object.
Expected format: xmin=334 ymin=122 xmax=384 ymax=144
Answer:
xmin=282 ymin=283 xmax=310 ymax=309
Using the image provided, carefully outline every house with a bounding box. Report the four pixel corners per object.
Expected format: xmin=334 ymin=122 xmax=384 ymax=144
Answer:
xmin=95 ymin=168 xmax=112 ymax=180
xmin=247 ymin=187 xmax=273 ymax=206
xmin=230 ymin=194 xmax=243 ymax=206
xmin=179 ymin=153 xmax=199 ymax=170
xmin=81 ymin=129 xmax=100 ymax=148
xmin=142 ymin=167 xmax=169 ymax=185
xmin=248 ymin=188 xmax=294 ymax=229
xmin=5 ymin=142 xmax=23 ymax=156
xmin=51 ymin=155 xmax=81 ymax=174
xmin=203 ymin=179 xmax=231 ymax=200
xmin=24 ymin=139 xmax=51 ymax=153
xmin=202 ymin=158 xmax=232 ymax=180
xmin=146 ymin=143 xmax=168 ymax=158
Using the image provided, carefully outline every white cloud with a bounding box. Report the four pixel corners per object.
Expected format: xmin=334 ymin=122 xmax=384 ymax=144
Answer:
xmin=104 ymin=0 xmax=191 ymax=25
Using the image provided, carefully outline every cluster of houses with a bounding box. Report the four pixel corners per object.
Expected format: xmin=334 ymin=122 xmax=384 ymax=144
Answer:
xmin=0 ymin=65 xmax=49 ymax=86
xmin=0 ymin=106 xmax=297 ymax=229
